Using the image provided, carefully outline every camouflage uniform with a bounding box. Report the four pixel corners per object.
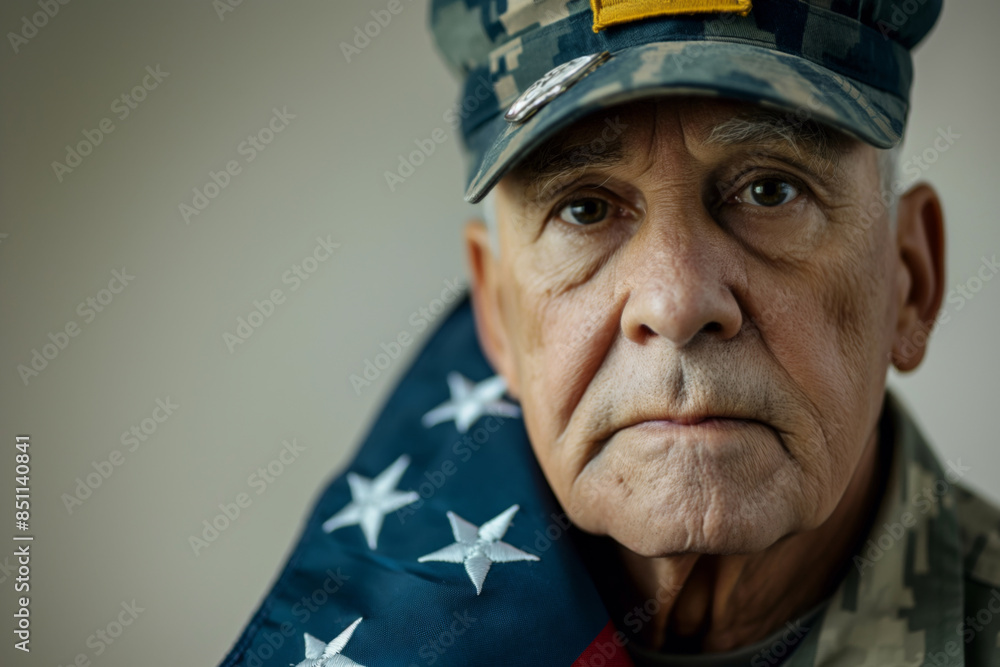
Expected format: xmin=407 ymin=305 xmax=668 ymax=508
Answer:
xmin=791 ymin=390 xmax=1000 ymax=667
xmin=705 ymin=390 xmax=998 ymax=667
xmin=789 ymin=392 xmax=1000 ymax=666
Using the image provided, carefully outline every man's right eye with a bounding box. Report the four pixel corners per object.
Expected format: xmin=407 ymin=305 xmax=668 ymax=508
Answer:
xmin=557 ymin=197 xmax=610 ymax=225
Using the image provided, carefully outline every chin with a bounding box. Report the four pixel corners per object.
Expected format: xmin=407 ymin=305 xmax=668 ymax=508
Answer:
xmin=568 ymin=465 xmax=804 ymax=557
xmin=564 ymin=422 xmax=807 ymax=555
xmin=606 ymin=499 xmax=797 ymax=557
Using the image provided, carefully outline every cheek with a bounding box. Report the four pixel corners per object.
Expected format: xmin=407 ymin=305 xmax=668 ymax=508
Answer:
xmin=819 ymin=216 xmax=893 ymax=410
xmin=763 ymin=220 xmax=892 ymax=490
xmin=500 ymin=256 xmax=619 ymax=491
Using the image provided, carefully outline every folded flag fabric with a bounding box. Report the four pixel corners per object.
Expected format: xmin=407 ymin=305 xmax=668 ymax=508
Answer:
xmin=219 ymin=294 xmax=632 ymax=667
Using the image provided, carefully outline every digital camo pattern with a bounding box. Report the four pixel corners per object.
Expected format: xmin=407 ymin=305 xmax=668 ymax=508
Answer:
xmin=777 ymin=391 xmax=1000 ymax=667
xmin=428 ymin=0 xmax=942 ymax=202
xmin=954 ymin=485 xmax=1000 ymax=666
xmin=460 ymin=39 xmax=907 ymax=203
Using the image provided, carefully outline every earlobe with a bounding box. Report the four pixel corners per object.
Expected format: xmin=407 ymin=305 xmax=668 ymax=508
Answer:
xmin=463 ymin=219 xmax=520 ymax=397
xmin=891 ymin=184 xmax=946 ymax=372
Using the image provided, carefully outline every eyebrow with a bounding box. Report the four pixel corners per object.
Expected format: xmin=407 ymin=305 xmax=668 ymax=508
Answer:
xmin=703 ymin=109 xmax=854 ymax=170
xmin=508 ymin=132 xmax=627 ymax=211
xmin=507 ymin=107 xmax=854 ymax=209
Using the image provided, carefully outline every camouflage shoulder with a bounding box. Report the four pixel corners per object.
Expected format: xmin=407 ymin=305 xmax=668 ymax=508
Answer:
xmin=955 ymin=483 xmax=1000 ymax=588
xmin=954 ymin=483 xmax=1000 ymax=666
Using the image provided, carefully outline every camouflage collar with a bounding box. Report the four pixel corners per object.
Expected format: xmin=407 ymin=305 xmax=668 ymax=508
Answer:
xmin=782 ymin=389 xmax=966 ymax=666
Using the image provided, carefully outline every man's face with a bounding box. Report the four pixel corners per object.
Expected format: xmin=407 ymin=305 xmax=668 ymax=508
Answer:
xmin=476 ymin=97 xmax=905 ymax=557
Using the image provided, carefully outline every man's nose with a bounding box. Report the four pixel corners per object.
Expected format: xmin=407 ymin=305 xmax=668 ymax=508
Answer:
xmin=620 ymin=218 xmax=743 ymax=349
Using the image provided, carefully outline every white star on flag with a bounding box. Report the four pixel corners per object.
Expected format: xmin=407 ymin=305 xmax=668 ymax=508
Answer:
xmin=295 ymin=617 xmax=365 ymax=667
xmin=418 ymin=504 xmax=539 ymax=595
xmin=421 ymin=372 xmax=521 ymax=433
xmin=322 ymin=455 xmax=419 ymax=549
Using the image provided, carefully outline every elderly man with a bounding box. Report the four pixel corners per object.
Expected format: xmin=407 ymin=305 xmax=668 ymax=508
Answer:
xmin=219 ymin=1 xmax=1000 ymax=666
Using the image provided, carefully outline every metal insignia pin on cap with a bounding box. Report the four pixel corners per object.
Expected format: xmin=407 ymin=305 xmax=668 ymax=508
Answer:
xmin=504 ymin=51 xmax=611 ymax=124
xmin=432 ymin=0 xmax=942 ymax=203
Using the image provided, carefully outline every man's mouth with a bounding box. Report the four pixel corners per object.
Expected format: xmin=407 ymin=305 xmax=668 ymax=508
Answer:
xmin=618 ymin=409 xmax=780 ymax=438
xmin=664 ymin=415 xmax=712 ymax=426
xmin=637 ymin=416 xmax=755 ymax=428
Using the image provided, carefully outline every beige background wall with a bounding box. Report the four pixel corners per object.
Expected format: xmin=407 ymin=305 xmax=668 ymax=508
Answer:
xmin=1 ymin=0 xmax=997 ymax=665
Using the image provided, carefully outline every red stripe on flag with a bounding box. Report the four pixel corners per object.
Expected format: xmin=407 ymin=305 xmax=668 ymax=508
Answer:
xmin=572 ymin=620 xmax=635 ymax=666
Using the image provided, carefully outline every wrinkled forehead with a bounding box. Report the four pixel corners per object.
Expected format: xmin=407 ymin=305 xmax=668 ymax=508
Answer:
xmin=501 ymin=96 xmax=861 ymax=199
xmin=525 ymin=97 xmax=756 ymax=151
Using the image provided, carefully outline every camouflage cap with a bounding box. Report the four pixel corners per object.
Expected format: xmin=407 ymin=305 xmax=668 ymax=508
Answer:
xmin=429 ymin=0 xmax=942 ymax=203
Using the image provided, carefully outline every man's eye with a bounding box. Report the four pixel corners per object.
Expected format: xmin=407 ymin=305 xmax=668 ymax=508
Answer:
xmin=737 ymin=178 xmax=799 ymax=207
xmin=557 ymin=197 xmax=610 ymax=225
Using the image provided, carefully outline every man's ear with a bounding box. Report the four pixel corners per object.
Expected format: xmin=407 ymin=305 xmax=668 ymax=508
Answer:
xmin=891 ymin=183 xmax=946 ymax=372
xmin=463 ymin=219 xmax=520 ymax=397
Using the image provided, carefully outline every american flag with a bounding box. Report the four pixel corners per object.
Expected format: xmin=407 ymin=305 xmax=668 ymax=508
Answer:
xmin=219 ymin=295 xmax=633 ymax=667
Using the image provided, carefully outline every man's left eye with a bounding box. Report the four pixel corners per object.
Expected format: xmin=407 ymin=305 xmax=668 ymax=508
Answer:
xmin=557 ymin=197 xmax=610 ymax=225
xmin=737 ymin=178 xmax=799 ymax=207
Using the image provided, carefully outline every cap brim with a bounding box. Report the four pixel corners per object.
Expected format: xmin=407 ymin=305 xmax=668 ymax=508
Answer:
xmin=464 ymin=40 xmax=906 ymax=203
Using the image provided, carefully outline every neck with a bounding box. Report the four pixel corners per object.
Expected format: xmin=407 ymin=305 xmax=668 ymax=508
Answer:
xmin=594 ymin=417 xmax=889 ymax=653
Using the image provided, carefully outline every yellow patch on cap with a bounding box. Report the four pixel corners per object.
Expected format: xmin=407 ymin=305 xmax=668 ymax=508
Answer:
xmin=590 ymin=0 xmax=752 ymax=32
